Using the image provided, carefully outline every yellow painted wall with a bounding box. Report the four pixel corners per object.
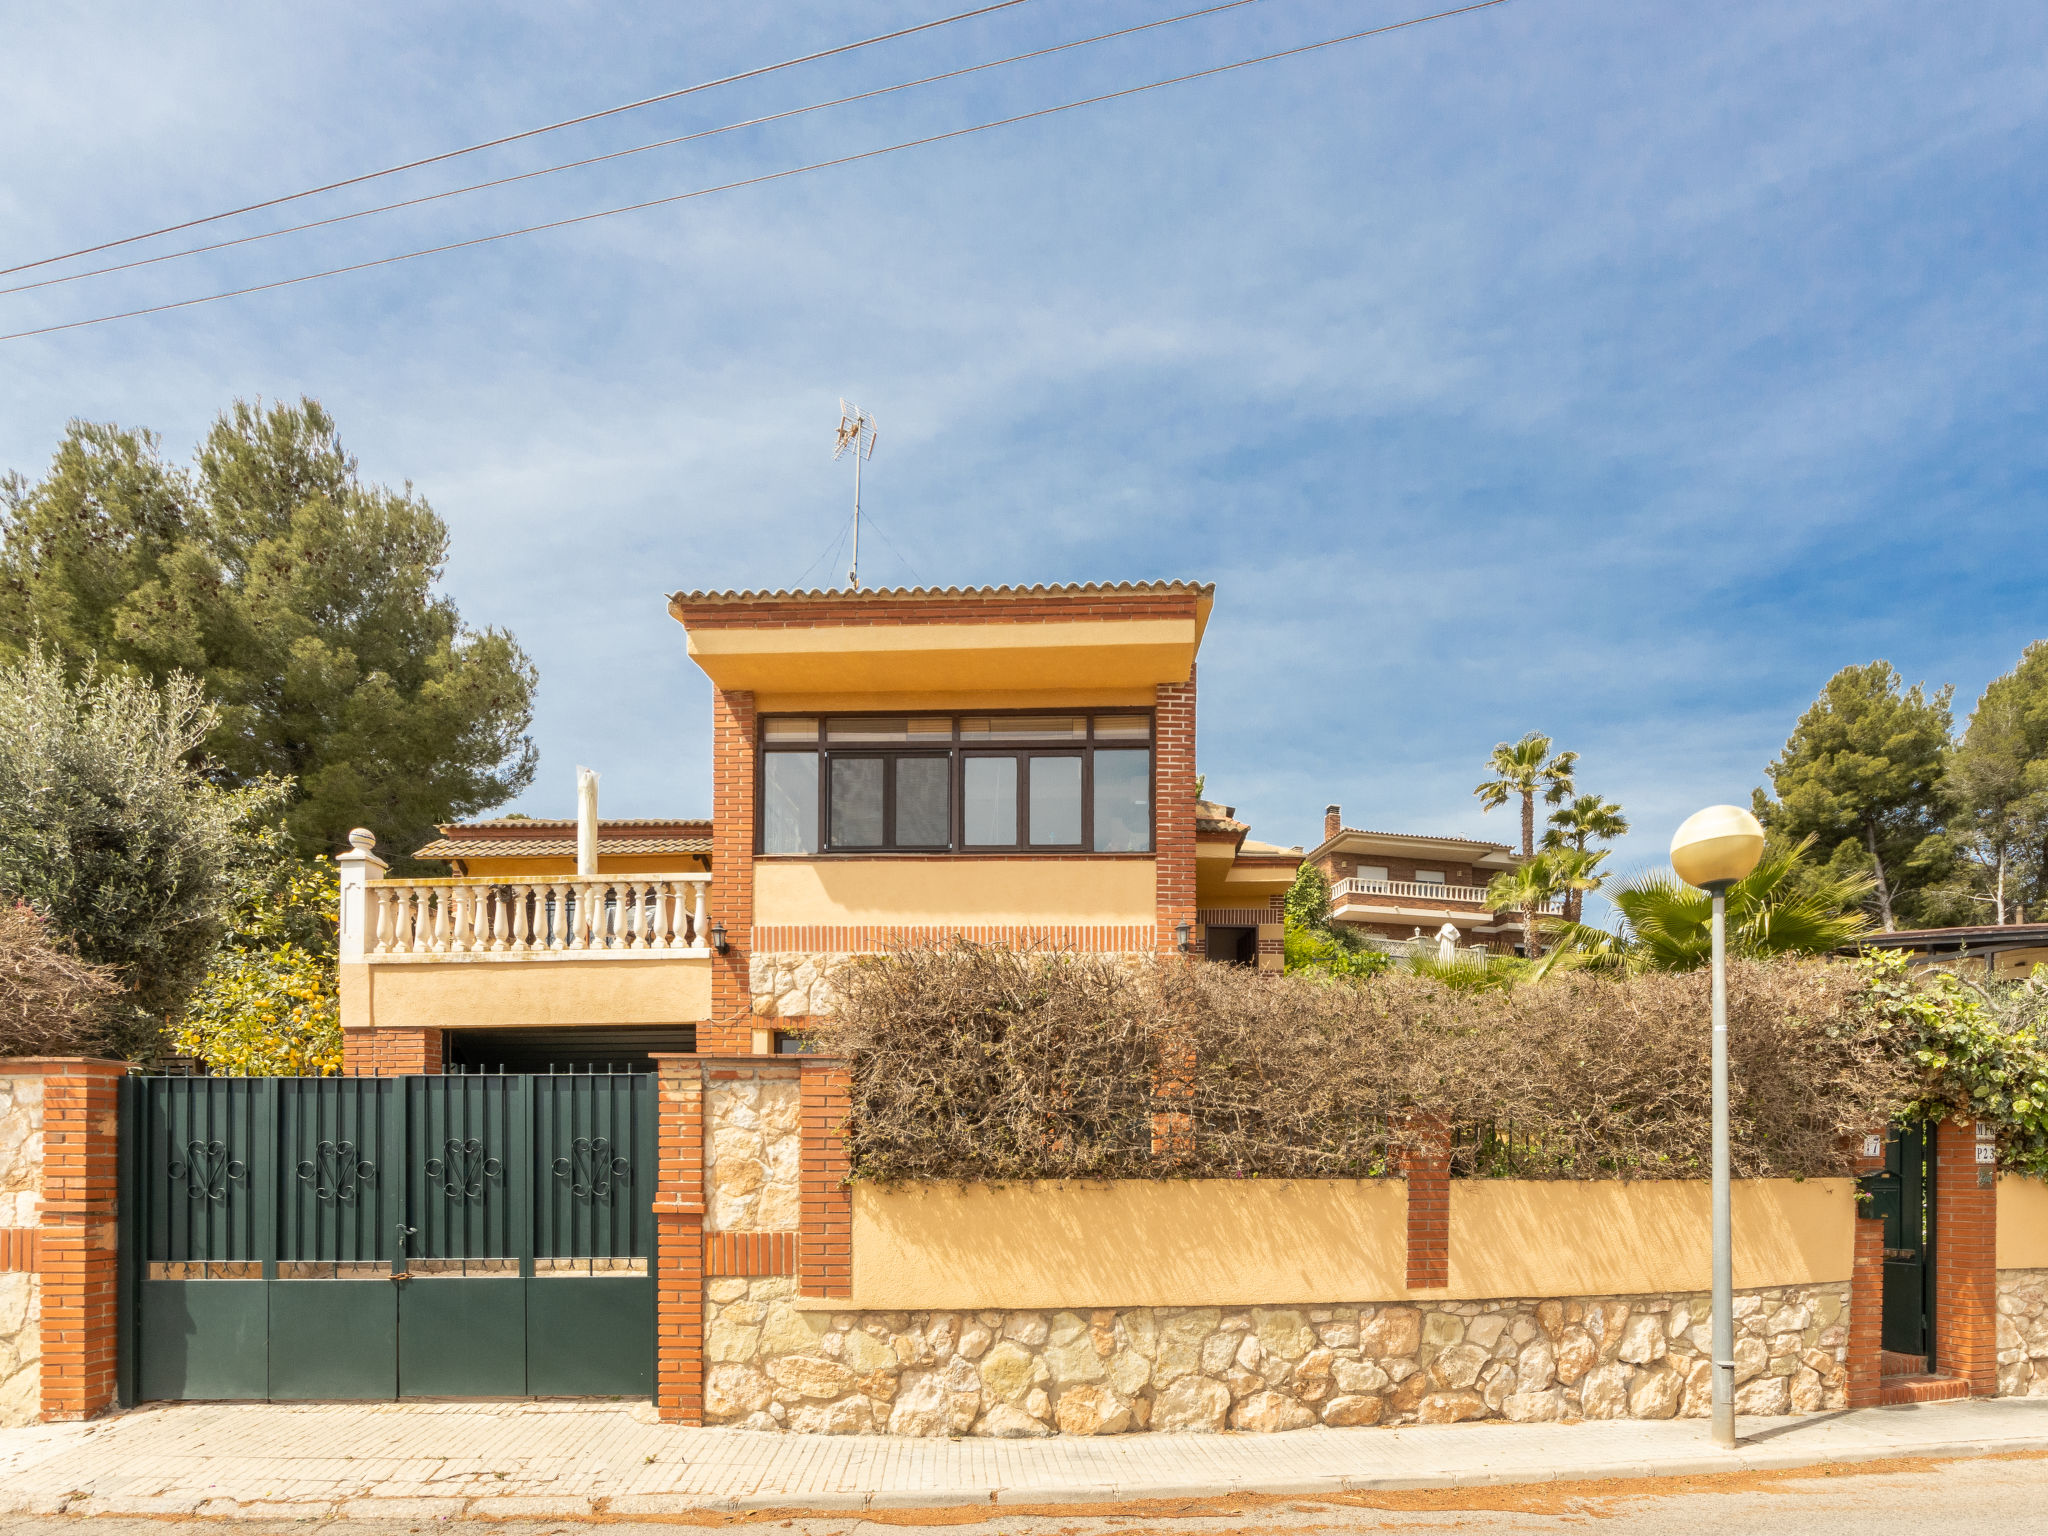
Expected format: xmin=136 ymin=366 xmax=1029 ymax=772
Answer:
xmin=847 ymin=1180 xmax=1408 ymax=1309
xmin=838 ymin=1177 xmax=1854 ymax=1311
xmin=348 ymin=955 xmax=711 ymax=1030
xmin=756 ymin=688 xmax=1156 ymax=713
xmin=1447 ymin=1179 xmax=1855 ymax=1296
xmin=754 ymin=858 xmax=1156 ymax=927
xmin=1998 ymin=1175 xmax=2048 ymax=1269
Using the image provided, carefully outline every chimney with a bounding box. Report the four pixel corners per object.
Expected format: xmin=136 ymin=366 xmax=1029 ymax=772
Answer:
xmin=577 ymin=766 xmax=600 ymax=877
xmin=1324 ymin=804 xmax=1342 ymax=842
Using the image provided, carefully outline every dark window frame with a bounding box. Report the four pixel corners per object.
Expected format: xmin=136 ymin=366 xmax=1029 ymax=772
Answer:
xmin=755 ymin=709 xmax=1155 ymax=857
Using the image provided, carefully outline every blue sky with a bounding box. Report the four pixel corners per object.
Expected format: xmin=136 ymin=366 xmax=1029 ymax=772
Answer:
xmin=4 ymin=0 xmax=2045 ymax=896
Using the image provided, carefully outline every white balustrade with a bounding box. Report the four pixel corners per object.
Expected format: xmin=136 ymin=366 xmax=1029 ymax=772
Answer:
xmin=366 ymin=873 xmax=714 ymax=957
xmin=1332 ymin=877 xmax=1564 ymax=914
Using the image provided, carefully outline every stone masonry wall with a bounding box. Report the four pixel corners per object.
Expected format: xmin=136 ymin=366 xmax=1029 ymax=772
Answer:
xmin=704 ymin=1281 xmax=1849 ymax=1435
xmin=749 ymin=954 xmax=841 ymax=1022
xmin=706 ymin=1071 xmax=801 ymax=1232
xmin=0 ymin=1075 xmax=43 ymax=1426
xmin=1996 ymin=1269 xmax=2048 ymax=1397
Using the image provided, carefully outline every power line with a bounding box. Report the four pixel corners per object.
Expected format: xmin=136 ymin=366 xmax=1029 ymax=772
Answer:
xmin=1 ymin=0 xmax=1515 ymax=344
xmin=1 ymin=0 xmax=1263 ymax=300
xmin=0 ymin=0 xmax=1038 ymax=280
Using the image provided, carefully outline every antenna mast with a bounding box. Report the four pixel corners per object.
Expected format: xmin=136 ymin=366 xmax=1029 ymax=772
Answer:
xmin=833 ymin=399 xmax=878 ymax=588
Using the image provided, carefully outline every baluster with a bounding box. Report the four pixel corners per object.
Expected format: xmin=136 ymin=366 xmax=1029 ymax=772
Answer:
xmin=602 ymin=882 xmax=620 ymax=949
xmin=636 ymin=881 xmax=657 ymax=948
xmin=568 ymin=880 xmax=590 ymax=950
xmin=372 ymin=889 xmax=393 ymax=954
xmin=692 ymin=882 xmax=709 ymax=951
xmin=489 ymin=885 xmax=510 ymax=952
xmin=543 ymin=882 xmax=563 ymax=950
xmin=424 ymin=889 xmax=441 ymax=953
xmin=648 ymin=881 xmax=671 ymax=951
xmin=514 ymin=883 xmax=535 ymax=953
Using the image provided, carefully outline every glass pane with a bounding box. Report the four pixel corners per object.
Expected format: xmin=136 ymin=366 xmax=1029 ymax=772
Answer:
xmin=830 ymin=758 xmax=885 ymax=847
xmin=1028 ymin=756 xmax=1082 ymax=845
xmin=762 ymin=753 xmax=818 ymax=853
xmin=963 ymin=757 xmax=1018 ymax=845
xmin=896 ymin=756 xmax=951 ymax=847
xmin=1093 ymin=715 xmax=1151 ymax=741
xmin=1092 ymin=749 xmax=1151 ymax=852
xmin=828 ymin=718 xmax=907 ymax=743
xmin=763 ymin=717 xmax=818 ymax=742
xmin=960 ymin=716 xmax=1086 ymax=741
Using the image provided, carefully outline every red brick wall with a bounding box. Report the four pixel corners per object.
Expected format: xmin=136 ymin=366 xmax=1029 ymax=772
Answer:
xmin=1933 ymin=1117 xmax=1998 ymax=1392
xmin=651 ymin=1054 xmax=706 ymax=1423
xmin=799 ymin=1060 xmax=852 ymax=1299
xmin=1403 ymin=1116 xmax=1451 ymax=1290
xmin=706 ymin=688 xmax=758 ymax=1054
xmin=340 ymin=1028 xmax=443 ymax=1076
xmin=1845 ymin=1126 xmax=1888 ymax=1406
xmin=1154 ymin=667 xmax=1197 ymax=955
xmin=704 ymin=1232 xmax=798 ymax=1276
xmin=753 ymin=923 xmax=1157 ymax=954
xmin=39 ymin=1059 xmax=124 ymax=1422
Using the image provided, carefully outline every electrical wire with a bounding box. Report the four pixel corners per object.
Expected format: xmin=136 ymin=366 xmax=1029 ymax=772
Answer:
xmin=792 ymin=510 xmax=859 ymax=591
xmin=0 ymin=0 xmax=1038 ymax=279
xmin=1 ymin=0 xmax=1264 ymax=299
xmin=1 ymin=0 xmax=1514 ymax=344
xmin=856 ymin=510 xmax=931 ymax=588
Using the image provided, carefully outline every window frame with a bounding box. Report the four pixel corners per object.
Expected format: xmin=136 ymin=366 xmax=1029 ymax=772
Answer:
xmin=754 ymin=709 xmax=1155 ymax=857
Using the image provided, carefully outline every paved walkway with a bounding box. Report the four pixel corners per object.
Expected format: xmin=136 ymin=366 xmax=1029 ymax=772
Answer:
xmin=0 ymin=1398 xmax=2042 ymax=1519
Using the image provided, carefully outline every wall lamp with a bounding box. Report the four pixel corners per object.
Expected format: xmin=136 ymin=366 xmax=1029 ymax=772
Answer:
xmin=1175 ymin=920 xmax=1193 ymax=955
xmin=709 ymin=922 xmax=729 ymax=955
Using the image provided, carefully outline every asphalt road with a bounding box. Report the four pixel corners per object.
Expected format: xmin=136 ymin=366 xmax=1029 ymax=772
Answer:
xmin=1 ymin=1450 xmax=2042 ymax=1536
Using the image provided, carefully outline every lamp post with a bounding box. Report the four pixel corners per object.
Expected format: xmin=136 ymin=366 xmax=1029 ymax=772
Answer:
xmin=1669 ymin=804 xmax=1766 ymax=1450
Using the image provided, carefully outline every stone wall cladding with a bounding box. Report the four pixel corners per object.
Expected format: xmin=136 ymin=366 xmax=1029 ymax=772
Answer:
xmin=751 ymin=954 xmax=843 ymax=1021
xmin=706 ymin=1069 xmax=802 ymax=1231
xmin=0 ymin=1074 xmax=42 ymax=1427
xmin=1995 ymin=1269 xmax=2048 ymax=1397
xmin=701 ymin=1282 xmax=1849 ymax=1435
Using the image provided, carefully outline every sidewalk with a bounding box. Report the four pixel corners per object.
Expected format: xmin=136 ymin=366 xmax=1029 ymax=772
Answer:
xmin=0 ymin=1397 xmax=2043 ymax=1520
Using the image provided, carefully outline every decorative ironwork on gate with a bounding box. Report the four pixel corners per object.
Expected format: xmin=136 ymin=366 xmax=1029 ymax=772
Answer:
xmin=553 ymin=1136 xmax=629 ymax=1203
xmin=169 ymin=1140 xmax=246 ymax=1203
xmin=426 ymin=1138 xmax=501 ymax=1203
xmin=297 ymin=1140 xmax=374 ymax=1204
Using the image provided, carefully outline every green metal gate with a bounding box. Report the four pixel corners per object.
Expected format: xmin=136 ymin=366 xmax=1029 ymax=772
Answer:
xmin=1867 ymin=1123 xmax=1935 ymax=1359
xmin=119 ymin=1072 xmax=656 ymax=1403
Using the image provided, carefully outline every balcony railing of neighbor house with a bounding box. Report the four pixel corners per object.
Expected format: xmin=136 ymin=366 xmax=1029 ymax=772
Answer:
xmin=1355 ymin=933 xmax=1498 ymax=966
xmin=364 ymin=874 xmax=713 ymax=957
xmin=1332 ymin=877 xmax=1565 ymax=913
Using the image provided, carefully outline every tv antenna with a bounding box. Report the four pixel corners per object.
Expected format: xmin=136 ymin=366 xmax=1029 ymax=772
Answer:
xmin=833 ymin=399 xmax=878 ymax=588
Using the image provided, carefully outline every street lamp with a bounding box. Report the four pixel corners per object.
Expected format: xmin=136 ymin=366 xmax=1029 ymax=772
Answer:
xmin=1670 ymin=804 xmax=1766 ymax=1451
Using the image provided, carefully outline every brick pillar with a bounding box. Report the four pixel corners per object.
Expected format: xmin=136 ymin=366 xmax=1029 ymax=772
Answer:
xmin=1846 ymin=1127 xmax=1887 ymax=1406
xmin=1324 ymin=804 xmax=1342 ymax=842
xmin=799 ymin=1059 xmax=852 ymax=1299
xmin=1933 ymin=1117 xmax=1998 ymax=1393
xmin=651 ymin=1054 xmax=705 ymax=1423
xmin=1150 ymin=1037 xmax=1195 ymax=1164
xmin=1403 ymin=1114 xmax=1451 ymax=1291
xmin=341 ymin=1028 xmax=442 ymax=1076
xmin=1154 ymin=668 xmax=1197 ymax=956
xmin=39 ymin=1059 xmax=124 ymax=1422
xmin=707 ymin=688 xmax=757 ymax=1053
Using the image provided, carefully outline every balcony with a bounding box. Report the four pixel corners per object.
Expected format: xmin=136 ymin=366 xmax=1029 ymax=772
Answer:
xmin=363 ymin=873 xmax=714 ymax=959
xmin=1331 ymin=878 xmax=1563 ymax=916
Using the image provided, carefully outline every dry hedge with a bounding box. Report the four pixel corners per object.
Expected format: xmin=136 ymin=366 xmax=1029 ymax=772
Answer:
xmin=811 ymin=945 xmax=1912 ymax=1183
xmin=0 ymin=900 xmax=120 ymax=1059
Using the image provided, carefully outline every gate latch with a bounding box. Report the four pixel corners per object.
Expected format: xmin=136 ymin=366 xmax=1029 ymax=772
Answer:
xmin=392 ymin=1222 xmax=417 ymax=1284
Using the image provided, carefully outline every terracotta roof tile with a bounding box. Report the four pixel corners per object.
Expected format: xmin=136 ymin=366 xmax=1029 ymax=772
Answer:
xmin=667 ymin=580 xmax=1213 ymax=604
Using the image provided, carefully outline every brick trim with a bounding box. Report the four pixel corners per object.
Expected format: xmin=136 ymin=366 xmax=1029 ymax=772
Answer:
xmin=1933 ymin=1117 xmax=1997 ymax=1392
xmin=0 ymin=1229 xmax=38 ymax=1273
xmin=799 ymin=1061 xmax=852 ymax=1299
xmin=704 ymin=1231 xmax=799 ymax=1276
xmin=671 ymin=586 xmax=1207 ymax=631
xmin=652 ymin=1054 xmax=706 ymax=1423
xmin=1847 ymin=1215 xmax=1885 ymax=1406
xmin=1402 ymin=1116 xmax=1451 ymax=1291
xmin=39 ymin=1059 xmax=124 ymax=1422
xmin=340 ymin=1028 xmax=444 ymax=1076
xmin=1197 ymin=908 xmax=1274 ymax=928
xmin=707 ymin=689 xmax=758 ymax=1054
xmin=1153 ymin=669 xmax=1197 ymax=955
xmin=753 ymin=924 xmax=1157 ymax=954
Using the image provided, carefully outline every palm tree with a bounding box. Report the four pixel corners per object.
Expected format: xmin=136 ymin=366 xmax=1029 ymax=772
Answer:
xmin=1486 ymin=856 xmax=1564 ymax=961
xmin=1474 ymin=734 xmax=1579 ymax=856
xmin=1542 ymin=834 xmax=1875 ymax=973
xmin=1543 ymin=846 xmax=1609 ymax=927
xmin=1540 ymin=794 xmax=1630 ymax=921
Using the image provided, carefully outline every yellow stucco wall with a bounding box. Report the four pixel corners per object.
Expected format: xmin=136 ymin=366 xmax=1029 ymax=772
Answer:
xmin=846 ymin=1180 xmax=1408 ymax=1309
xmin=347 ymin=956 xmax=712 ymax=1030
xmin=1447 ymin=1179 xmax=1855 ymax=1296
xmin=1998 ymin=1175 xmax=2048 ymax=1269
xmin=755 ymin=688 xmax=1157 ymax=714
xmin=754 ymin=858 xmax=1156 ymax=928
xmin=838 ymin=1177 xmax=1854 ymax=1311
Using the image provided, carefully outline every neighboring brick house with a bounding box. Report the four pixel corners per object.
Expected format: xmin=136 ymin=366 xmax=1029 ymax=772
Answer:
xmin=1307 ymin=805 xmax=1557 ymax=956
xmin=338 ymin=580 xmax=1297 ymax=1070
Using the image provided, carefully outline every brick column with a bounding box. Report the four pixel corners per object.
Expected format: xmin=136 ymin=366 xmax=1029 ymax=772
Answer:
xmin=340 ymin=1027 xmax=442 ymax=1076
xmin=799 ymin=1059 xmax=852 ymax=1299
xmin=651 ymin=1054 xmax=705 ymax=1423
xmin=39 ymin=1059 xmax=124 ymax=1422
xmin=1933 ymin=1117 xmax=1998 ymax=1393
xmin=1403 ymin=1114 xmax=1451 ymax=1291
xmin=1845 ymin=1127 xmax=1887 ymax=1406
xmin=707 ymin=688 xmax=758 ymax=1053
xmin=1154 ymin=667 xmax=1197 ymax=956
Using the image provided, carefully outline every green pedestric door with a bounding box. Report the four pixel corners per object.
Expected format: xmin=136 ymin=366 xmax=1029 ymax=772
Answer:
xmin=122 ymin=1071 xmax=657 ymax=1403
xmin=1867 ymin=1124 xmax=1935 ymax=1359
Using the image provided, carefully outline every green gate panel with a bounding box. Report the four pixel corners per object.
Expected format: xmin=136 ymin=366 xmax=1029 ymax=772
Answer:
xmin=400 ymin=1276 xmax=527 ymax=1397
xmin=526 ymin=1277 xmax=655 ymax=1397
xmin=268 ymin=1280 xmax=398 ymax=1400
xmin=138 ymin=1281 xmax=267 ymax=1400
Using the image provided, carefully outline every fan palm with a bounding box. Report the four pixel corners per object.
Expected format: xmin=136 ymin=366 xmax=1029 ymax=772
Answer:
xmin=1541 ymin=834 xmax=1876 ymax=973
xmin=1486 ymin=857 xmax=1566 ymax=960
xmin=1475 ymin=734 xmax=1579 ymax=856
xmin=1541 ymin=795 xmax=1629 ymax=921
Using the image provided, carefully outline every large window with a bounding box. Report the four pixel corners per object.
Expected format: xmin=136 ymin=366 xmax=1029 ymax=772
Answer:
xmin=757 ymin=712 xmax=1154 ymax=855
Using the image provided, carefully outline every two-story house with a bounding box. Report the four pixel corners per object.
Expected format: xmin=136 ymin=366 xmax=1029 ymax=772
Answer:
xmin=1307 ymin=804 xmax=1558 ymax=957
xmin=337 ymin=581 xmax=1299 ymax=1072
